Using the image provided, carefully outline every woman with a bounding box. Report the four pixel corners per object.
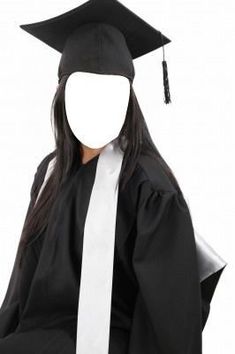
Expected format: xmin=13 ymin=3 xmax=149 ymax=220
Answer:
xmin=0 ymin=1 xmax=226 ymax=353
xmin=0 ymin=72 xmax=202 ymax=353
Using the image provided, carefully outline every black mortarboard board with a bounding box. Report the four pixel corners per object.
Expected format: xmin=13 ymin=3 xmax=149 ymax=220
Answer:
xmin=19 ymin=0 xmax=172 ymax=104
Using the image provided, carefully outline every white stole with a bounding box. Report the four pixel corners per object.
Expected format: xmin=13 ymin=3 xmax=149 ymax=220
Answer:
xmin=75 ymin=140 xmax=123 ymax=353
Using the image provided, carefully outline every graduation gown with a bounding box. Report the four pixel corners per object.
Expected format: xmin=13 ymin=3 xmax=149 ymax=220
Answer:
xmin=0 ymin=150 xmax=226 ymax=353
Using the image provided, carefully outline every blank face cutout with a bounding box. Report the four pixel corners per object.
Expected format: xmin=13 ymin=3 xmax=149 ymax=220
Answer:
xmin=65 ymin=72 xmax=130 ymax=149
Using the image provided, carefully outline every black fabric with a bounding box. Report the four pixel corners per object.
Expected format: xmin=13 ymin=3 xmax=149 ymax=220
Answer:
xmin=0 ymin=328 xmax=75 ymax=354
xmin=0 ymin=152 xmax=55 ymax=338
xmin=58 ymin=22 xmax=135 ymax=83
xmin=201 ymin=267 xmax=225 ymax=330
xmin=19 ymin=0 xmax=171 ymax=83
xmin=0 ymin=151 xmax=205 ymax=353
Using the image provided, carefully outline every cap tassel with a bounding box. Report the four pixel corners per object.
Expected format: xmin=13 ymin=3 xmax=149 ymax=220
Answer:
xmin=161 ymin=33 xmax=171 ymax=104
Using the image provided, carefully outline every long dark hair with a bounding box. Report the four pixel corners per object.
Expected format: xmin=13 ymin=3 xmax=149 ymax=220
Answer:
xmin=18 ymin=73 xmax=183 ymax=265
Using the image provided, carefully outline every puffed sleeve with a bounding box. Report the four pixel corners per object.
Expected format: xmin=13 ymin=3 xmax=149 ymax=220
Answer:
xmin=0 ymin=152 xmax=55 ymax=338
xmin=132 ymin=182 xmax=202 ymax=353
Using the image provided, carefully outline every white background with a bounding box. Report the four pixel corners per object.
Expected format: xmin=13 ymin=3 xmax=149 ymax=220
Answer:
xmin=0 ymin=0 xmax=233 ymax=352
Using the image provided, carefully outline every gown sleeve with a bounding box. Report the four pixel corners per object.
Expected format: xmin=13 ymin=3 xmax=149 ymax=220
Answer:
xmin=0 ymin=152 xmax=55 ymax=338
xmin=132 ymin=181 xmax=202 ymax=353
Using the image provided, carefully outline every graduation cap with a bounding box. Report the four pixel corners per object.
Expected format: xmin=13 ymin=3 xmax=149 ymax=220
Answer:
xmin=19 ymin=0 xmax=172 ymax=104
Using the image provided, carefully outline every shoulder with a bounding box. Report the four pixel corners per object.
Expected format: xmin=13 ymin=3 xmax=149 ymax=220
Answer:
xmin=130 ymin=153 xmax=190 ymax=218
xmin=30 ymin=150 xmax=56 ymax=197
xmin=125 ymin=152 xmax=182 ymax=213
xmin=34 ymin=150 xmax=56 ymax=181
xmin=136 ymin=152 xmax=178 ymax=194
xmin=35 ymin=150 xmax=56 ymax=175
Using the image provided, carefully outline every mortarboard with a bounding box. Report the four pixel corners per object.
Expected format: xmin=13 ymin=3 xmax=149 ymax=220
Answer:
xmin=19 ymin=0 xmax=172 ymax=103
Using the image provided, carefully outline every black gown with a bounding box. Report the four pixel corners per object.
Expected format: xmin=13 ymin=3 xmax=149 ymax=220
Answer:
xmin=0 ymin=150 xmax=216 ymax=353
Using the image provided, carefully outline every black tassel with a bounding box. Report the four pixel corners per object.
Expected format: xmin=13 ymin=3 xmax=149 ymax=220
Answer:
xmin=162 ymin=60 xmax=171 ymax=104
xmin=161 ymin=33 xmax=171 ymax=104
